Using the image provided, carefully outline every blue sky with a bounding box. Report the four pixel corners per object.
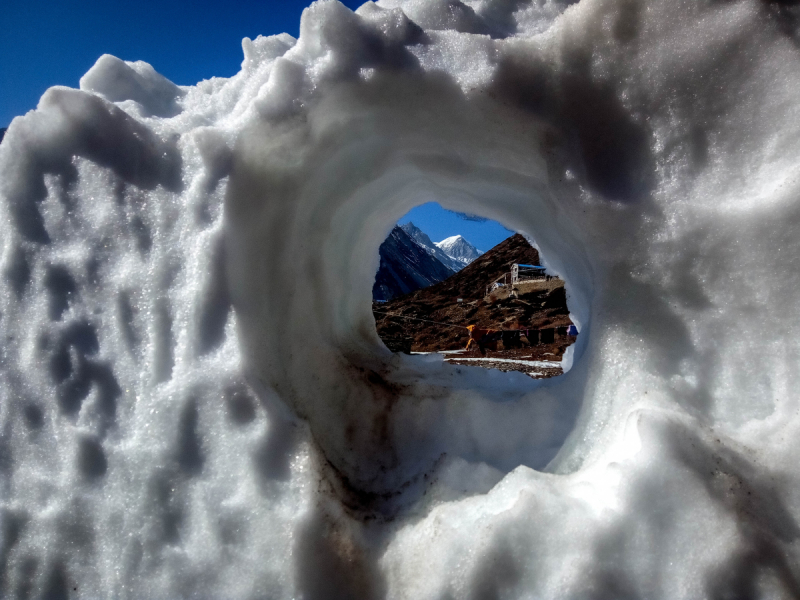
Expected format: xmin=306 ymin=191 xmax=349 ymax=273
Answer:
xmin=1 ymin=1 xmax=514 ymax=249
xmin=0 ymin=0 xmax=361 ymax=127
xmin=398 ymin=203 xmax=513 ymax=253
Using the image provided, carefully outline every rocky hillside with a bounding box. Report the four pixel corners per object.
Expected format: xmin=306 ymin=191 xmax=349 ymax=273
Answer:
xmin=400 ymin=233 xmax=540 ymax=301
xmin=373 ymin=234 xmax=574 ymax=355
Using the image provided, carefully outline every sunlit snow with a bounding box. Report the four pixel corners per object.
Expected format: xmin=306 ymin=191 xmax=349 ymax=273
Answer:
xmin=2 ymin=0 xmax=800 ymax=597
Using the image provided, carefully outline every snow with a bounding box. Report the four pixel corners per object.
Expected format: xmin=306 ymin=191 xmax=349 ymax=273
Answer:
xmin=400 ymin=221 xmax=465 ymax=272
xmin=445 ymin=357 xmax=561 ymax=369
xmin=438 ymin=234 xmax=464 ymax=246
xmin=3 ymin=0 xmax=800 ymax=597
xmin=443 ymin=356 xmax=563 ymax=378
xmin=435 ymin=233 xmax=483 ymax=266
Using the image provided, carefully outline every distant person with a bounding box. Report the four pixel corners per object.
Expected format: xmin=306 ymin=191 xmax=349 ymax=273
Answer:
xmin=466 ymin=325 xmax=500 ymax=355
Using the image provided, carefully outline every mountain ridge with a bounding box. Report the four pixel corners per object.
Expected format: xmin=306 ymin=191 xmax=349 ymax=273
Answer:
xmin=373 ymin=222 xmax=488 ymax=301
xmin=372 ymin=226 xmax=456 ymax=301
xmin=400 ymin=222 xmax=465 ymax=272
xmin=435 ymin=234 xmax=482 ymax=266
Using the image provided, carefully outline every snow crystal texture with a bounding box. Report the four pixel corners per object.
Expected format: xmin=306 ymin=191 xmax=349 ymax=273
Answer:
xmin=3 ymin=0 xmax=800 ymax=598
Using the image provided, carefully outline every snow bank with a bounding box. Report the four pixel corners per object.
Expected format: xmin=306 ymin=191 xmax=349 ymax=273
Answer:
xmin=2 ymin=0 xmax=800 ymax=597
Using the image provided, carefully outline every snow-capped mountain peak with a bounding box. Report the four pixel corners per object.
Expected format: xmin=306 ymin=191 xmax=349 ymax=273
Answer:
xmin=373 ymin=226 xmax=456 ymax=301
xmin=436 ymin=235 xmax=482 ymax=266
xmin=400 ymin=222 xmax=464 ymax=272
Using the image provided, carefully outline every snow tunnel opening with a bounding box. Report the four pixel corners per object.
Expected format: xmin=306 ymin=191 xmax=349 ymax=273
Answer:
xmin=370 ymin=202 xmax=579 ymax=381
xmin=228 ymin=120 xmax=595 ymax=513
xmin=303 ymin=173 xmax=595 ymax=514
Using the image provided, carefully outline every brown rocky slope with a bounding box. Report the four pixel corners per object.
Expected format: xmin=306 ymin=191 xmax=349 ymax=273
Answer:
xmin=372 ymin=234 xmax=575 ymax=361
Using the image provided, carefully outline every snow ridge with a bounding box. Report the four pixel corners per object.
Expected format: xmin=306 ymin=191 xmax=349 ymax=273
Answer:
xmin=373 ymin=225 xmax=455 ymax=301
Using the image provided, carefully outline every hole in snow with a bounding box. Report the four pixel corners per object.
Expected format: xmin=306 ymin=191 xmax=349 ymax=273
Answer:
xmin=372 ymin=202 xmax=578 ymax=380
xmin=227 ymin=146 xmax=593 ymax=516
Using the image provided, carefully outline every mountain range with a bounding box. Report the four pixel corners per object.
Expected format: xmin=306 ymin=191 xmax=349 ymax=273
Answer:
xmin=372 ymin=222 xmax=483 ymax=301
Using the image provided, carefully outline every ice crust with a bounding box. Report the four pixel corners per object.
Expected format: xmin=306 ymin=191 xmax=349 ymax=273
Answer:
xmin=2 ymin=0 xmax=800 ymax=597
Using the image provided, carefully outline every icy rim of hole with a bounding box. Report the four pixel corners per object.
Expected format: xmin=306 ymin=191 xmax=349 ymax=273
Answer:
xmin=3 ymin=0 xmax=800 ymax=597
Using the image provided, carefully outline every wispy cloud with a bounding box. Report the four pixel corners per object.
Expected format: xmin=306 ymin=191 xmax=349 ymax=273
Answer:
xmin=447 ymin=210 xmax=488 ymax=222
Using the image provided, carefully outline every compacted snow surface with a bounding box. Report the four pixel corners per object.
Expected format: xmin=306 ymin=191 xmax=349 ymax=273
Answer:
xmin=3 ymin=0 xmax=800 ymax=597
